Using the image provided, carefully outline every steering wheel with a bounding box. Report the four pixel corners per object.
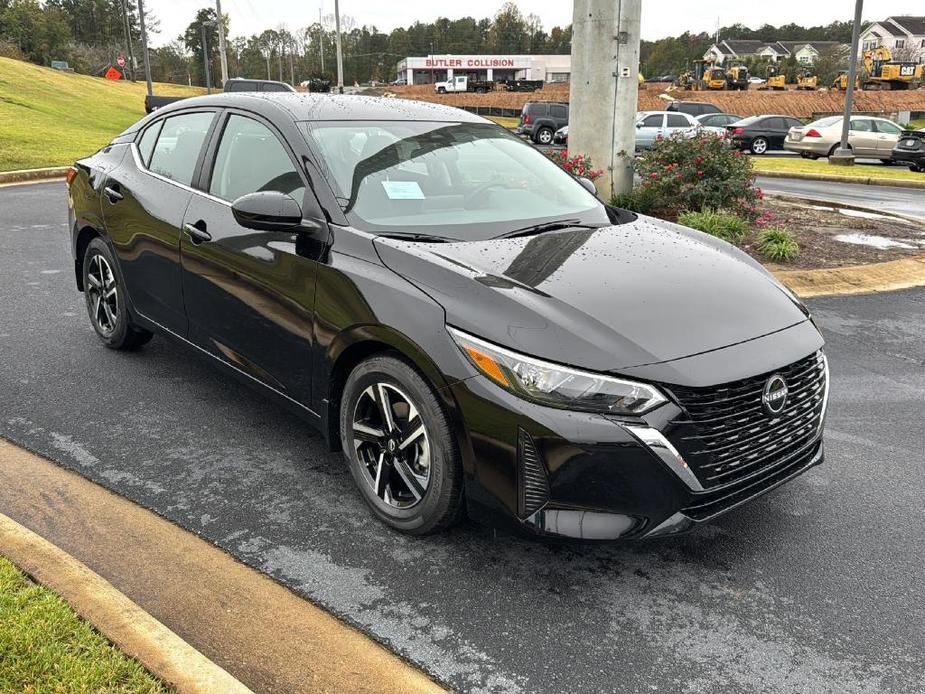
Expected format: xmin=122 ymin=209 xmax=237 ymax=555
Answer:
xmin=463 ymin=181 xmax=508 ymax=209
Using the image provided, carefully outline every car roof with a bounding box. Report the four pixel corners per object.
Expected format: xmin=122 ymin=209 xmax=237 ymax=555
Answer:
xmin=136 ymin=93 xmax=488 ymax=128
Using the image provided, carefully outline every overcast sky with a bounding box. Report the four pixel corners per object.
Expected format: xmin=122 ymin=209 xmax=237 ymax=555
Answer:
xmin=145 ymin=0 xmax=922 ymax=46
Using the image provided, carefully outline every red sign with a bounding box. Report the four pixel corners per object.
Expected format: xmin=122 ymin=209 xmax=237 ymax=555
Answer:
xmin=117 ymin=56 xmax=126 ymax=67
xmin=104 ymin=66 xmax=123 ymax=80
xmin=424 ymin=58 xmax=516 ymax=69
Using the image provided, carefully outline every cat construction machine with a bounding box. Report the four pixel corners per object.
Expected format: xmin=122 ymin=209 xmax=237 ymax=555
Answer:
xmin=725 ymin=64 xmax=750 ymax=90
xmin=796 ymin=67 xmax=818 ymax=90
xmin=758 ymin=64 xmax=787 ymax=90
xmin=831 ymin=70 xmax=861 ymax=90
xmin=861 ymin=47 xmax=922 ymax=89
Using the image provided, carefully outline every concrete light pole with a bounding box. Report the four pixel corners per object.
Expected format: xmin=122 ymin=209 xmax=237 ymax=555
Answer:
xmin=334 ymin=0 xmax=344 ymax=93
xmin=831 ymin=0 xmax=864 ymax=167
xmin=214 ymin=0 xmax=229 ymax=86
xmin=136 ymin=0 xmax=153 ymax=97
xmin=568 ymin=0 xmax=642 ymax=198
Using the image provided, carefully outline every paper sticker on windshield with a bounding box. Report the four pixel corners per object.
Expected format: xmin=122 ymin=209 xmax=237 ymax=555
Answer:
xmin=381 ymin=181 xmax=424 ymax=200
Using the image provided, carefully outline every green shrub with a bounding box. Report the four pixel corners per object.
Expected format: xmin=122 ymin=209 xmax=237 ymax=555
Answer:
xmin=633 ymin=133 xmax=760 ymax=220
xmin=757 ymin=228 xmax=800 ymax=262
xmin=677 ymin=209 xmax=749 ymax=242
xmin=610 ymin=185 xmax=660 ymax=214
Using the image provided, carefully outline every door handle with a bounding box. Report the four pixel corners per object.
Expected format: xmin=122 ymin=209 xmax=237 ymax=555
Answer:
xmin=183 ymin=222 xmax=212 ymax=244
xmin=104 ymin=185 xmax=123 ymax=203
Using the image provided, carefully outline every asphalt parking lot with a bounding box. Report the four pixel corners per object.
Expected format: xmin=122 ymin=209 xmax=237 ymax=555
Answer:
xmin=3 ymin=181 xmax=925 ymax=693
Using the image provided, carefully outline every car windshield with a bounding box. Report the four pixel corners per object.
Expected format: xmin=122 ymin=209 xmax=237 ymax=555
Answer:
xmin=301 ymin=120 xmax=608 ymax=239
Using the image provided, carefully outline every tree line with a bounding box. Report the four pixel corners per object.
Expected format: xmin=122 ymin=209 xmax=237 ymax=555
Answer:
xmin=0 ymin=1 xmax=865 ymax=88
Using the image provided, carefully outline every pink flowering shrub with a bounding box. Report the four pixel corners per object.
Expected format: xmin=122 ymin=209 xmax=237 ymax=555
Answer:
xmin=544 ymin=150 xmax=605 ymax=181
xmin=629 ymin=133 xmax=760 ymax=220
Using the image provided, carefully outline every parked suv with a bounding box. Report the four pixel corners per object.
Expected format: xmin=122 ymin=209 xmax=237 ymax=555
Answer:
xmin=517 ymin=102 xmax=569 ymax=144
xmin=666 ymin=101 xmax=720 ymax=117
xmin=891 ymin=128 xmax=925 ymax=172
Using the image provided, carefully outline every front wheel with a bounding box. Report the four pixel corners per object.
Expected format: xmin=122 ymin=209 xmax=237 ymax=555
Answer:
xmin=82 ymin=238 xmax=153 ymax=350
xmin=750 ymin=137 xmax=768 ymax=155
xmin=340 ymin=355 xmax=463 ymax=535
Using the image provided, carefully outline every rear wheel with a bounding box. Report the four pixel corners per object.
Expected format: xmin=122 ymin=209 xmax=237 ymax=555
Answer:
xmin=534 ymin=127 xmax=554 ymax=145
xmin=340 ymin=355 xmax=463 ymax=535
xmin=82 ymin=238 xmax=153 ymax=350
xmin=800 ymin=152 xmax=819 ymax=160
xmin=750 ymin=137 xmax=768 ymax=155
xmin=828 ymin=143 xmax=851 ymax=158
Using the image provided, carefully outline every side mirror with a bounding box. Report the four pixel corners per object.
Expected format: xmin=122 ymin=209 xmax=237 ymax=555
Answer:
xmin=577 ymin=177 xmax=598 ymax=196
xmin=635 ymin=122 xmax=642 ymax=128
xmin=231 ymin=191 xmax=303 ymax=232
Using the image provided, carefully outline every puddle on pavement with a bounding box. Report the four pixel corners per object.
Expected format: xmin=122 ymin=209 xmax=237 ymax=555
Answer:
xmin=833 ymin=233 xmax=922 ymax=250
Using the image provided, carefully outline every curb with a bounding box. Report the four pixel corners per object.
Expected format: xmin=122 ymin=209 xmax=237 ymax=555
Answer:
xmin=0 ymin=167 xmax=69 ymax=185
xmin=765 ymin=192 xmax=925 ymax=224
xmin=0 ymin=512 xmax=253 ymax=694
xmin=756 ymin=169 xmax=925 ymax=190
xmin=773 ymin=255 xmax=925 ymax=298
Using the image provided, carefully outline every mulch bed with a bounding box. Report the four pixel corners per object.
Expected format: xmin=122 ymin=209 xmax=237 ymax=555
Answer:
xmin=744 ymin=198 xmax=925 ymax=270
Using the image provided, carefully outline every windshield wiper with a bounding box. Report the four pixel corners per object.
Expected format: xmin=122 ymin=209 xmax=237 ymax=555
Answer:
xmin=495 ymin=219 xmax=600 ymax=239
xmin=376 ymin=232 xmax=455 ymax=243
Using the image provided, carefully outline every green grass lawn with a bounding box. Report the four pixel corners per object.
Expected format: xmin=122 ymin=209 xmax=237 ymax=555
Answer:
xmin=753 ymin=156 xmax=924 ymax=182
xmin=0 ymin=555 xmax=166 ymax=692
xmin=485 ymin=115 xmax=520 ymax=129
xmin=907 ymin=119 xmax=925 ymax=130
xmin=0 ymin=57 xmax=204 ymax=171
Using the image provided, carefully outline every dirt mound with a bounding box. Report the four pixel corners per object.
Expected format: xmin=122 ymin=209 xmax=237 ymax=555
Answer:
xmin=389 ymin=82 xmax=925 ymax=118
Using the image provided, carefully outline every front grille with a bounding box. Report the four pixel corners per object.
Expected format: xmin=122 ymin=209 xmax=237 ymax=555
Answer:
xmin=667 ymin=351 xmax=827 ymax=489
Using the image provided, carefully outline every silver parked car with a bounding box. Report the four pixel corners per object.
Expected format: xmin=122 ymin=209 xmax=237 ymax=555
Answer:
xmin=784 ymin=115 xmax=904 ymax=161
xmin=635 ymin=111 xmax=700 ymax=150
xmin=696 ymin=113 xmax=742 ymax=136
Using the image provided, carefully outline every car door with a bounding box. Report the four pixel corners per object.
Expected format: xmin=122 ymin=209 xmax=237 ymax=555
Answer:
xmin=848 ymin=118 xmax=879 ymax=156
xmin=636 ymin=113 xmax=664 ymax=149
xmin=102 ymin=110 xmax=217 ymax=336
xmin=873 ymin=120 xmax=903 ymax=156
xmin=665 ymin=113 xmax=693 ymax=138
xmin=549 ymin=103 xmax=568 ymax=130
xmin=765 ymin=118 xmax=788 ymax=149
xmin=179 ymin=110 xmax=322 ymax=403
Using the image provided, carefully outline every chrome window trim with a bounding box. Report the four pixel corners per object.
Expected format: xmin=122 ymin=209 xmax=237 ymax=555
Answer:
xmin=129 ymin=141 xmax=231 ymax=208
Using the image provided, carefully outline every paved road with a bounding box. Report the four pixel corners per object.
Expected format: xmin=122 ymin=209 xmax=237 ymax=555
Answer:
xmin=3 ymin=181 xmax=925 ymax=694
xmin=758 ymin=176 xmax=925 ymax=220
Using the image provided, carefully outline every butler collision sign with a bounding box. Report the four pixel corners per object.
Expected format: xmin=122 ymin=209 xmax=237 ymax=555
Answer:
xmin=423 ymin=57 xmax=518 ymax=68
xmin=397 ymin=54 xmax=571 ymax=84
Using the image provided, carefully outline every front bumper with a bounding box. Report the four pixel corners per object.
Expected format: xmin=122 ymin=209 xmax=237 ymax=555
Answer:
xmin=451 ymin=374 xmax=825 ymax=541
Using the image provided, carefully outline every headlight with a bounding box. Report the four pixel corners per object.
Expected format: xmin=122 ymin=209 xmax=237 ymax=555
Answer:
xmin=448 ymin=327 xmax=667 ymax=415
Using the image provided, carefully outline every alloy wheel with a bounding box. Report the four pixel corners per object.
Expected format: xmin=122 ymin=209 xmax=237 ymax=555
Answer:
xmin=537 ymin=129 xmax=553 ymax=144
xmin=352 ymin=383 xmax=431 ymax=509
xmin=752 ymin=138 xmax=767 ymax=154
xmin=86 ymin=253 xmax=118 ymax=336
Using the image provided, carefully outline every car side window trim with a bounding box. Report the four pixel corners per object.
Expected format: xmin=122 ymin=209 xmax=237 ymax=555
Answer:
xmin=132 ymin=108 xmax=218 ymax=190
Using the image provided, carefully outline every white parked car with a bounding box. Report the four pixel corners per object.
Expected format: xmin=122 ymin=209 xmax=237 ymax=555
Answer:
xmin=635 ymin=111 xmax=700 ymax=149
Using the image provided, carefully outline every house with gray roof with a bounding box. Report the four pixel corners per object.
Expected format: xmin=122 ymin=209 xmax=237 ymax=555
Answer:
xmin=860 ymin=16 xmax=925 ymax=59
xmin=703 ymin=39 xmax=843 ymax=65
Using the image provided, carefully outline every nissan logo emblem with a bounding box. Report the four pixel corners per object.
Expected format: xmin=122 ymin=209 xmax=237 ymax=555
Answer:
xmin=761 ymin=375 xmax=788 ymax=417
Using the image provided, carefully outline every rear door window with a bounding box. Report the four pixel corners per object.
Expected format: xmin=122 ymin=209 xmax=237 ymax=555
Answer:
xmin=641 ymin=114 xmax=664 ymax=127
xmin=147 ymin=112 xmax=215 ymax=186
xmin=667 ymin=114 xmax=689 ymax=127
xmin=850 ymin=119 xmax=873 ymax=132
xmin=550 ymin=104 xmax=567 ymax=120
xmin=136 ymin=120 xmax=162 ymax=168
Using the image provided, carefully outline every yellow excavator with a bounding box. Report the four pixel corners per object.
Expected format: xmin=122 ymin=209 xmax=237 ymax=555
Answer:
xmin=705 ymin=66 xmax=728 ymax=90
xmin=861 ymin=46 xmax=922 ymax=89
xmin=831 ymin=70 xmax=861 ymax=90
xmin=759 ymin=64 xmax=786 ymax=90
xmin=725 ymin=64 xmax=750 ymax=90
xmin=796 ymin=67 xmax=817 ymax=90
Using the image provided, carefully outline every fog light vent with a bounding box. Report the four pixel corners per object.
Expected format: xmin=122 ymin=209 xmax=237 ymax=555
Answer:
xmin=518 ymin=428 xmax=549 ymax=518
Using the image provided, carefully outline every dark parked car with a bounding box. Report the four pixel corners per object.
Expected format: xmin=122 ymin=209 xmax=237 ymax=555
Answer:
xmin=727 ymin=115 xmax=805 ymax=154
xmin=695 ymin=112 xmax=742 ymax=134
xmin=666 ymin=101 xmax=720 ymax=117
xmin=68 ymin=94 xmax=829 ymax=540
xmin=516 ymin=101 xmax=569 ymax=144
xmin=891 ymin=128 xmax=925 ymax=172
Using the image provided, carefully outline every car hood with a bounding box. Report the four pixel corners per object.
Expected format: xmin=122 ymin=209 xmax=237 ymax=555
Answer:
xmin=374 ymin=216 xmax=810 ymax=373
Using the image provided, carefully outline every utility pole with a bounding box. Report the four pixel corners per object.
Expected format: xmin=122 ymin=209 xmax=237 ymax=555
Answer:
xmin=201 ymin=21 xmax=214 ymax=94
xmin=289 ymin=39 xmax=295 ymax=85
xmin=119 ymin=0 xmax=136 ymax=81
xmin=334 ymin=0 xmax=344 ymax=93
xmin=136 ymin=0 xmax=153 ymax=96
xmin=214 ymin=0 xmax=228 ymax=86
xmin=568 ymin=0 xmax=642 ymax=198
xmin=831 ymin=0 xmax=864 ymax=167
xmin=319 ymin=7 xmax=325 ymax=73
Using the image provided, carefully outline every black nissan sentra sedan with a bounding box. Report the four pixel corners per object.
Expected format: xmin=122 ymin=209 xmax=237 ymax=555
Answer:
xmin=67 ymin=94 xmax=829 ymax=539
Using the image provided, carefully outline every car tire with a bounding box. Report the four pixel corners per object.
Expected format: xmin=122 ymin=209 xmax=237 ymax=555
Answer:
xmin=828 ymin=143 xmax=851 ymax=158
xmin=800 ymin=152 xmax=819 ymax=160
xmin=750 ymin=137 xmax=768 ymax=155
xmin=82 ymin=238 xmax=153 ymax=350
xmin=436 ymin=87 xmax=445 ymax=94
xmin=534 ymin=127 xmax=554 ymax=145
xmin=340 ymin=355 xmax=464 ymax=535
